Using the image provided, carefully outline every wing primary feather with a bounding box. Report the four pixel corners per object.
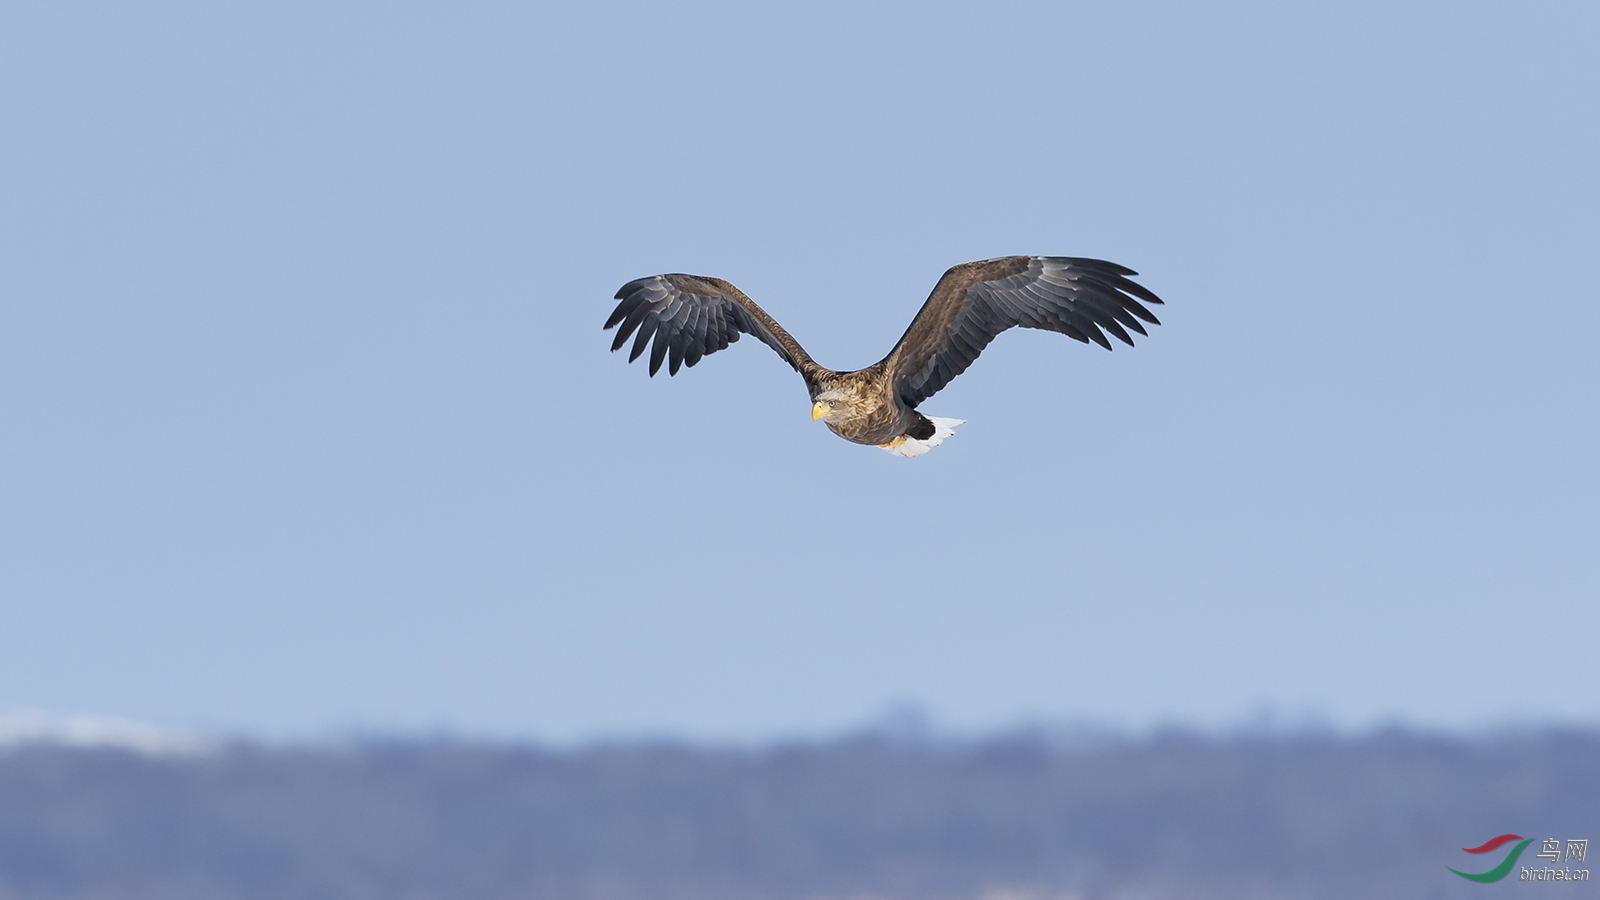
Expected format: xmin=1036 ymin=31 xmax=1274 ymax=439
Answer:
xmin=1069 ymin=292 xmax=1137 ymax=345
xmin=1082 ymin=289 xmax=1148 ymax=333
xmin=603 ymin=297 xmax=635 ymax=330
xmin=1070 ymin=269 xmax=1164 ymax=318
xmin=667 ymin=301 xmax=700 ymax=375
xmin=648 ymin=326 xmax=670 ymax=376
xmin=1083 ymin=323 xmax=1114 ymax=350
xmin=707 ymin=306 xmax=729 ymax=351
xmin=684 ymin=300 xmax=708 ymax=367
xmin=613 ymin=301 xmax=653 ymax=349
xmin=1106 ymin=274 xmax=1165 ymax=309
xmin=1082 ymin=273 xmax=1165 ymax=319
xmin=1099 ymin=316 xmax=1135 ymax=346
xmin=1060 ymin=323 xmax=1091 ymax=344
xmin=629 ymin=316 xmax=656 ymax=362
xmin=610 ymin=322 xmax=634 ymax=352
xmin=1061 ymin=257 xmax=1138 ymax=278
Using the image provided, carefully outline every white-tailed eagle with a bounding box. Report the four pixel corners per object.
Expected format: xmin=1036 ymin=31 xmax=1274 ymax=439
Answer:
xmin=604 ymin=256 xmax=1163 ymax=457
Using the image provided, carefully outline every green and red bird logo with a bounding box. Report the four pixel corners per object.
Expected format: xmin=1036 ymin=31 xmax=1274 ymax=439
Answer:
xmin=1449 ymin=834 xmax=1532 ymax=883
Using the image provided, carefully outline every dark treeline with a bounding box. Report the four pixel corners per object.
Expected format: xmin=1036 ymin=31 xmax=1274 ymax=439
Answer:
xmin=0 ymin=727 xmax=1595 ymax=900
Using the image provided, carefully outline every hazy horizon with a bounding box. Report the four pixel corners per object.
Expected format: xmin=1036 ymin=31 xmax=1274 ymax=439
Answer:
xmin=5 ymin=705 xmax=1598 ymax=757
xmin=4 ymin=725 xmax=1596 ymax=899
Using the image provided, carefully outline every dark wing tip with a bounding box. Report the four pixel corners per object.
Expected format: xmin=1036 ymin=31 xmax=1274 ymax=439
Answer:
xmin=605 ymin=273 xmax=806 ymax=379
xmin=605 ymin=276 xmax=659 ymax=330
xmin=1057 ymin=256 xmax=1138 ymax=278
xmin=613 ymin=275 xmax=661 ymax=298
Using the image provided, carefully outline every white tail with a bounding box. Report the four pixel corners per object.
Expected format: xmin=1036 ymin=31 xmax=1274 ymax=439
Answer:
xmin=879 ymin=416 xmax=964 ymax=458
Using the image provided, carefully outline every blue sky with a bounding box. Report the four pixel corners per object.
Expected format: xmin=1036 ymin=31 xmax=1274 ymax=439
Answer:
xmin=2 ymin=2 xmax=1596 ymax=743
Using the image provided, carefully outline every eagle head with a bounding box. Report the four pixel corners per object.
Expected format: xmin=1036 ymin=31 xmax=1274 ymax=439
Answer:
xmin=809 ymin=386 xmax=855 ymax=422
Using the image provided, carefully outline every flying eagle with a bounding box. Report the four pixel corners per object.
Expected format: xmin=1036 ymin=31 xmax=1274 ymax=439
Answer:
xmin=603 ymin=256 xmax=1164 ymax=457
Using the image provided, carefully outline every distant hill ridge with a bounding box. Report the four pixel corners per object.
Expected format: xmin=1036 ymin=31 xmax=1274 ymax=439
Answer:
xmin=1 ymin=728 xmax=1596 ymax=900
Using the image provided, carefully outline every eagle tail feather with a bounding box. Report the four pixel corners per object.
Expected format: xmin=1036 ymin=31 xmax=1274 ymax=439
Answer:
xmin=879 ymin=416 xmax=964 ymax=458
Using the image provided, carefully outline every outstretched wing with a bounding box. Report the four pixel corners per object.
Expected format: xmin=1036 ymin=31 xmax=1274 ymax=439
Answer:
xmin=605 ymin=274 xmax=822 ymax=379
xmin=884 ymin=256 xmax=1164 ymax=408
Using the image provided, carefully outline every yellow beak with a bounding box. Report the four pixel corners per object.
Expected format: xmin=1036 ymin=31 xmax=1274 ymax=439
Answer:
xmin=811 ymin=401 xmax=828 ymax=421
